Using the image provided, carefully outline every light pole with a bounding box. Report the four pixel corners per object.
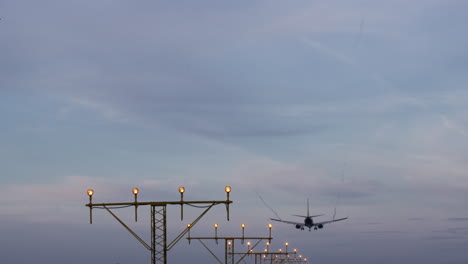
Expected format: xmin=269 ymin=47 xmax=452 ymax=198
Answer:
xmin=268 ymin=223 xmax=272 ymax=243
xmin=214 ymin=223 xmax=219 ymax=244
xmin=225 ymin=186 xmax=231 ymax=221
xmin=179 ymin=187 xmax=185 ymax=221
xmin=132 ymin=188 xmax=139 ymax=222
xmin=87 ymin=189 xmax=94 ymax=224
xmin=241 ymin=223 xmax=246 ymax=244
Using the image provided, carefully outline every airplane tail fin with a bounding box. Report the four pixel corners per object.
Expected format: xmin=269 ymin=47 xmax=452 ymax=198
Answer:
xmin=333 ymin=207 xmax=336 ymax=221
xmin=307 ymin=198 xmax=310 ymax=218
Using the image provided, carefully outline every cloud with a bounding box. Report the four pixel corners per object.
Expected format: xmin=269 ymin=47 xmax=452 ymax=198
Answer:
xmin=228 ymin=158 xmax=386 ymax=206
xmin=5 ymin=0 xmax=461 ymax=151
xmin=423 ymin=236 xmax=463 ymax=241
xmin=66 ymin=97 xmax=127 ymax=122
xmin=5 ymin=0 xmax=436 ymax=145
xmin=0 ymin=176 xmax=195 ymax=223
xmin=441 ymin=115 xmax=468 ymax=137
xmin=301 ymin=38 xmax=356 ymax=65
xmin=447 ymin=218 xmax=468 ymax=222
xmin=408 ymin=218 xmax=425 ymax=222
xmin=360 ymin=230 xmax=406 ymax=234
xmin=433 ymin=227 xmax=468 ymax=234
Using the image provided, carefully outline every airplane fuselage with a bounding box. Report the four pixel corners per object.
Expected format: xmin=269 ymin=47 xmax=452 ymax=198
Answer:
xmin=302 ymin=217 xmax=324 ymax=231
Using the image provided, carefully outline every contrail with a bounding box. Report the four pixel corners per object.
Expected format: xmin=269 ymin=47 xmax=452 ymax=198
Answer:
xmin=334 ymin=162 xmax=347 ymax=220
xmin=257 ymin=192 xmax=282 ymax=220
xmin=354 ymin=17 xmax=365 ymax=49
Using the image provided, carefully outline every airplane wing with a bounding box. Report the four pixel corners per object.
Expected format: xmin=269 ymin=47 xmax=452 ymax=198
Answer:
xmin=314 ymin=217 xmax=348 ymax=226
xmin=270 ymin=218 xmax=303 ymax=227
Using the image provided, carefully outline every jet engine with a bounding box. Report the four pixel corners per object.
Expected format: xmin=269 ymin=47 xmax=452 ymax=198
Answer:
xmin=296 ymin=224 xmax=301 ymax=229
xmin=318 ymin=224 xmax=323 ymax=229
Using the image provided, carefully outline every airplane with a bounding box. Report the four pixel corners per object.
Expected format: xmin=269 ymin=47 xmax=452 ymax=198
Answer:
xmin=270 ymin=199 xmax=348 ymax=231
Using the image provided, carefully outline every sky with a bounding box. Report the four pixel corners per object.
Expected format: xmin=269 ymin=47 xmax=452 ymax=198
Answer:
xmin=1 ymin=0 xmax=468 ymax=263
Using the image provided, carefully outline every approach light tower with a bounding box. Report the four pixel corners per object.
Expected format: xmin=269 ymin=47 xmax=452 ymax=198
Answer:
xmin=187 ymin=222 xmax=273 ymax=264
xmin=85 ymin=186 xmax=233 ymax=264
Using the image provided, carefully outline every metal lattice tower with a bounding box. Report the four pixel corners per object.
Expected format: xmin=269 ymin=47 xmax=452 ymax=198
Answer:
xmin=151 ymin=205 xmax=167 ymax=264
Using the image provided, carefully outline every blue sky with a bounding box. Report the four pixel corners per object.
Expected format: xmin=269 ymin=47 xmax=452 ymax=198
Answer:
xmin=1 ymin=0 xmax=468 ymax=263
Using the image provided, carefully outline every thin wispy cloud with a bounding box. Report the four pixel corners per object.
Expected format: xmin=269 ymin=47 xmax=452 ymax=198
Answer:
xmin=423 ymin=236 xmax=463 ymax=241
xmin=408 ymin=218 xmax=425 ymax=222
xmin=433 ymin=227 xmax=468 ymax=234
xmin=447 ymin=218 xmax=468 ymax=222
xmin=360 ymin=230 xmax=406 ymax=234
